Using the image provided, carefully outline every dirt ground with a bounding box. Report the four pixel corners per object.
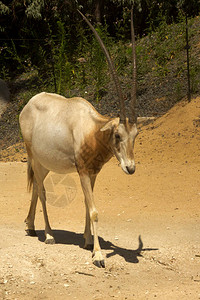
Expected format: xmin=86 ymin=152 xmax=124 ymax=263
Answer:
xmin=0 ymin=97 xmax=200 ymax=299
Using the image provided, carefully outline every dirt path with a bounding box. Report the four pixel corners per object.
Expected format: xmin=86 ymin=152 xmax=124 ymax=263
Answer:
xmin=0 ymin=98 xmax=200 ymax=299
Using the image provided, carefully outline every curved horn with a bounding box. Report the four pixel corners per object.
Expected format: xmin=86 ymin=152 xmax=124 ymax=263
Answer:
xmin=129 ymin=6 xmax=137 ymax=124
xmin=78 ymin=10 xmax=126 ymax=123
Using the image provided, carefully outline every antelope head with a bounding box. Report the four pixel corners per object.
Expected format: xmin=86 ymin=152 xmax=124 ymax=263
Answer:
xmin=78 ymin=8 xmax=138 ymax=175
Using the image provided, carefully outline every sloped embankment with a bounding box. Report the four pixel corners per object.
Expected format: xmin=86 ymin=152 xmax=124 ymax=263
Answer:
xmin=136 ymin=97 xmax=200 ymax=164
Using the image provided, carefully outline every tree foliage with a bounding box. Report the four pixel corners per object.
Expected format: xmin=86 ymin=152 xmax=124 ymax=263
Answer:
xmin=0 ymin=0 xmax=199 ymax=84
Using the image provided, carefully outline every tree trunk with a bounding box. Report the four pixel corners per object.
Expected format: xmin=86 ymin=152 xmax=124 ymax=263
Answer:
xmin=94 ymin=0 xmax=104 ymax=24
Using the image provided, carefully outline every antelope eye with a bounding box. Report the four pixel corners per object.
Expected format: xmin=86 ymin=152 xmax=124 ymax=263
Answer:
xmin=115 ymin=133 xmax=121 ymax=140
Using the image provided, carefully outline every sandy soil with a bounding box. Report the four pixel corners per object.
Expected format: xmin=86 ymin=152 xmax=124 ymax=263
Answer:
xmin=0 ymin=97 xmax=200 ymax=299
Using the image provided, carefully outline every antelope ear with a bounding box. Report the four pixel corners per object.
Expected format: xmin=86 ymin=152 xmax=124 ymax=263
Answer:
xmin=100 ymin=118 xmax=119 ymax=132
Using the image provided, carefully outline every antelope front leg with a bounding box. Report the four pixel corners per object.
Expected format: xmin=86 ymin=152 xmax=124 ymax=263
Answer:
xmin=83 ymin=203 xmax=93 ymax=249
xmin=80 ymin=174 xmax=105 ymax=268
xmin=84 ymin=175 xmax=97 ymax=250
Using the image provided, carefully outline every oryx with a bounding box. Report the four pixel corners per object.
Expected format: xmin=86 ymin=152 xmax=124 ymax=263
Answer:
xmin=19 ymin=9 xmax=138 ymax=268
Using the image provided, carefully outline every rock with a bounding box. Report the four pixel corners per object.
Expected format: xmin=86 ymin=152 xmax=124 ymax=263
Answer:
xmin=0 ymin=79 xmax=10 ymax=103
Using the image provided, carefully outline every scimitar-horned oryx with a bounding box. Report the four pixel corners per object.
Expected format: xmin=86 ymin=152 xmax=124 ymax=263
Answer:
xmin=19 ymin=8 xmax=138 ymax=268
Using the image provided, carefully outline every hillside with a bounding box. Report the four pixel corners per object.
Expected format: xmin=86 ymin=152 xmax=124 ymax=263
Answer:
xmin=136 ymin=96 xmax=200 ymax=164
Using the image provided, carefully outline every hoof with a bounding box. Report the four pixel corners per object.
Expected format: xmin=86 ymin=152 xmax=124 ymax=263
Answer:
xmin=45 ymin=237 xmax=55 ymax=244
xmin=93 ymin=259 xmax=105 ymax=268
xmin=92 ymin=251 xmax=105 ymax=268
xmin=25 ymin=229 xmax=37 ymax=237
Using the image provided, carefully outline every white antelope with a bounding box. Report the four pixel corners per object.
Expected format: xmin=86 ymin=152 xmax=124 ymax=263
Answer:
xmin=19 ymin=9 xmax=138 ymax=268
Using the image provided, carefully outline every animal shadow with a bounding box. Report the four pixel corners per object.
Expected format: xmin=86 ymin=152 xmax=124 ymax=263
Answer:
xmin=36 ymin=230 xmax=158 ymax=264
